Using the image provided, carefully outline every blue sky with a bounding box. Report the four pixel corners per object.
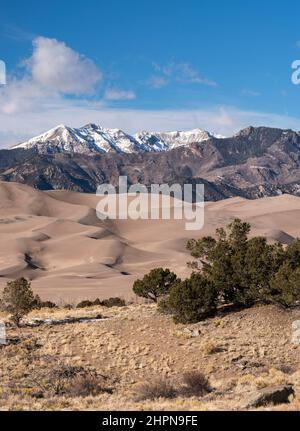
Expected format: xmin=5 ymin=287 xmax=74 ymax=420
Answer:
xmin=1 ymin=0 xmax=300 ymax=145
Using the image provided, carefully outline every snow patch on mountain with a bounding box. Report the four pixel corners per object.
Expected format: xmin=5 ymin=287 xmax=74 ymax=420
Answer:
xmin=11 ymin=124 xmax=220 ymax=154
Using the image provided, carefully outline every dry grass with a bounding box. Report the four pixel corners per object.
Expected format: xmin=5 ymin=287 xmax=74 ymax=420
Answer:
xmin=0 ymin=303 xmax=300 ymax=410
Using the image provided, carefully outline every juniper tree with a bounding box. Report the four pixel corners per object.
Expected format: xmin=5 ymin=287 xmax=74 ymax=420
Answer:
xmin=269 ymin=263 xmax=300 ymax=308
xmin=167 ymin=272 xmax=217 ymax=323
xmin=133 ymin=268 xmax=177 ymax=302
xmin=0 ymin=277 xmax=36 ymax=326
xmin=186 ymin=219 xmax=285 ymax=307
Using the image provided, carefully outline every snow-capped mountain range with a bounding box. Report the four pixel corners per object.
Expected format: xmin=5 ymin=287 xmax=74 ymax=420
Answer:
xmin=5 ymin=126 xmax=300 ymax=201
xmin=11 ymin=123 xmax=222 ymax=154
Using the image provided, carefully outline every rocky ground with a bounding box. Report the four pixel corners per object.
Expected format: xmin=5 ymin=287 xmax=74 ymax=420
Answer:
xmin=0 ymin=302 xmax=300 ymax=411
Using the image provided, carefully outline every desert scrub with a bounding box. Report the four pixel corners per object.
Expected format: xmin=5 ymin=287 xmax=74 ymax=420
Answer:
xmin=180 ymin=371 xmax=212 ymax=397
xmin=67 ymin=371 xmax=113 ymax=397
xmin=76 ymin=297 xmax=126 ymax=308
xmin=134 ymin=378 xmax=176 ymax=401
xmin=22 ymin=361 xmax=114 ymax=398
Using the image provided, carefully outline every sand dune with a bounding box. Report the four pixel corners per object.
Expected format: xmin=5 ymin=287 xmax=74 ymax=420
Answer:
xmin=1 ymin=181 xmax=300 ymax=301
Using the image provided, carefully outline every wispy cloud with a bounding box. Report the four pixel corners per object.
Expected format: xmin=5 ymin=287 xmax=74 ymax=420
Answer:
xmin=146 ymin=75 xmax=169 ymax=89
xmin=147 ymin=62 xmax=218 ymax=88
xmin=241 ymin=88 xmax=261 ymax=97
xmin=104 ymin=88 xmax=136 ymax=101
xmin=3 ymin=23 xmax=35 ymax=42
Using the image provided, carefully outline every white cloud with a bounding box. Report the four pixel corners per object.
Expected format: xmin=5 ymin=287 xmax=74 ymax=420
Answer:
xmin=0 ymin=77 xmax=55 ymax=114
xmin=0 ymin=36 xmax=102 ymax=115
xmin=104 ymin=88 xmax=136 ymax=101
xmin=27 ymin=37 xmax=101 ymax=94
xmin=1 ymin=38 xmax=300 ymax=148
xmin=150 ymin=62 xmax=218 ymax=87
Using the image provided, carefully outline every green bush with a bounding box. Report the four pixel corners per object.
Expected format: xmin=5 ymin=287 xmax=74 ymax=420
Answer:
xmin=76 ymin=297 xmax=126 ymax=308
xmin=39 ymin=300 xmax=57 ymax=309
xmin=157 ymin=296 xmax=175 ymax=315
xmin=187 ymin=219 xmax=252 ymax=304
xmin=136 ymin=219 xmax=300 ymax=324
xmin=133 ymin=268 xmax=177 ymax=302
xmin=269 ymin=263 xmax=300 ymax=308
xmin=31 ymin=295 xmax=57 ymax=309
xmin=187 ymin=219 xmax=286 ymax=307
xmin=0 ymin=278 xmax=36 ymax=326
xmin=285 ymin=239 xmax=300 ymax=269
xmin=101 ymin=297 xmax=126 ymax=307
xmin=76 ymin=299 xmax=95 ymax=308
xmin=168 ymin=273 xmax=217 ymax=323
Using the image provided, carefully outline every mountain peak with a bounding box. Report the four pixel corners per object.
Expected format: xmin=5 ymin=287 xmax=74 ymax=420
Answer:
xmin=5 ymin=125 xmax=300 ymax=201
xmin=234 ymin=125 xmax=296 ymax=139
xmin=81 ymin=123 xmax=101 ymax=131
xmin=234 ymin=126 xmax=255 ymax=137
xmin=11 ymin=124 xmax=216 ymax=155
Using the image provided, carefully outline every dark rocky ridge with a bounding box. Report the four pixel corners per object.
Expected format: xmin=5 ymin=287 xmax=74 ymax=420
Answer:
xmin=1 ymin=126 xmax=300 ymax=201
